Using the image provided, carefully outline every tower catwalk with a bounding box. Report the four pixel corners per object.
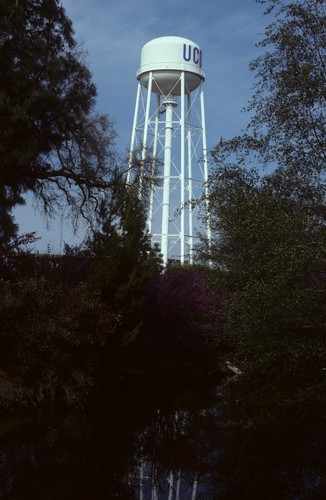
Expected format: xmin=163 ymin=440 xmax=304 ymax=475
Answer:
xmin=128 ymin=36 xmax=211 ymax=266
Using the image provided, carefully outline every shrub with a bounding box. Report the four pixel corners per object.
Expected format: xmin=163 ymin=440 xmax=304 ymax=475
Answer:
xmin=143 ymin=265 xmax=219 ymax=351
xmin=0 ymin=277 xmax=117 ymax=409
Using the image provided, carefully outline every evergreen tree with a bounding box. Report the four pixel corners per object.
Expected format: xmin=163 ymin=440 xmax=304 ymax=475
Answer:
xmin=0 ymin=0 xmax=118 ymax=247
xmin=88 ymin=181 xmax=162 ymax=347
xmin=0 ymin=187 xmax=19 ymax=250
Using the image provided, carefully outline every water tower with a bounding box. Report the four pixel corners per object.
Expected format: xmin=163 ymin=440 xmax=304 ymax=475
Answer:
xmin=128 ymin=36 xmax=211 ymax=266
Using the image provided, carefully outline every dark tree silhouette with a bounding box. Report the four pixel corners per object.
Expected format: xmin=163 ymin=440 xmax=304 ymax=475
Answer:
xmin=0 ymin=0 xmax=118 ymax=247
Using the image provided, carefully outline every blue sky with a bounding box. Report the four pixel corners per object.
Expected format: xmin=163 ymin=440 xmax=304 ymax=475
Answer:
xmin=15 ymin=0 xmax=269 ymax=252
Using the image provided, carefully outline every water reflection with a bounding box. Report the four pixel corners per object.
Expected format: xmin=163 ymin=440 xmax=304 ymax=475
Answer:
xmin=130 ymin=407 xmax=215 ymax=499
xmin=0 ymin=381 xmax=324 ymax=499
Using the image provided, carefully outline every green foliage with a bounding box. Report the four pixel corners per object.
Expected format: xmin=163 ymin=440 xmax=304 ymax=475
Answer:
xmin=88 ymin=181 xmax=162 ymax=347
xmin=206 ymin=164 xmax=324 ymax=332
xmin=0 ymin=0 xmax=118 ymax=245
xmin=251 ymin=0 xmax=325 ymax=174
xmin=0 ymin=186 xmax=19 ymax=249
xmin=203 ymin=164 xmax=325 ymax=426
xmin=0 ymin=277 xmax=116 ymax=409
xmin=199 ymin=0 xmax=325 ymax=426
xmin=212 ymin=0 xmax=325 ymax=211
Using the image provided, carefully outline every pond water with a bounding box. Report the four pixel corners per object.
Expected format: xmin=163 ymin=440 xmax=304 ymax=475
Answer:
xmin=0 ymin=379 xmax=324 ymax=499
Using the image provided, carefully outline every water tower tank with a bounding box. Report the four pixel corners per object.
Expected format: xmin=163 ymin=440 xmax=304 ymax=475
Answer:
xmin=137 ymin=36 xmax=205 ymax=95
xmin=129 ymin=35 xmax=211 ymax=266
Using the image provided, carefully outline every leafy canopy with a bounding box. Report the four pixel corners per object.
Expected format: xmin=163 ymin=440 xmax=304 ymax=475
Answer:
xmin=0 ymin=0 xmax=118 ymax=245
xmin=211 ymin=0 xmax=325 ymax=211
xmin=198 ymin=1 xmax=325 ymax=428
xmin=199 ymin=0 xmax=325 ymax=377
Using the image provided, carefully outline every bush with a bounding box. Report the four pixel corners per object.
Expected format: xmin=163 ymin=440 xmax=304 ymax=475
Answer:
xmin=143 ymin=265 xmax=219 ymax=351
xmin=0 ymin=277 xmax=117 ymax=409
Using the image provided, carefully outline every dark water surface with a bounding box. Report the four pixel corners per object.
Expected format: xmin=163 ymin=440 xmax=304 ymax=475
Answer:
xmin=0 ymin=379 xmax=324 ymax=499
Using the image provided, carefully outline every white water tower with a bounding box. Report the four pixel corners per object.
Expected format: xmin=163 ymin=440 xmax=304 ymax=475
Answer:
xmin=128 ymin=36 xmax=211 ymax=266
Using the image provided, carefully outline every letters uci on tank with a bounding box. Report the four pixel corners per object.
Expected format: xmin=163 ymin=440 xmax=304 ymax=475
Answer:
xmin=183 ymin=44 xmax=202 ymax=67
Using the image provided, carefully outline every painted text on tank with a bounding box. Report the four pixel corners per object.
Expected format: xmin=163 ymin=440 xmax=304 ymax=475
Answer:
xmin=183 ymin=44 xmax=202 ymax=67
